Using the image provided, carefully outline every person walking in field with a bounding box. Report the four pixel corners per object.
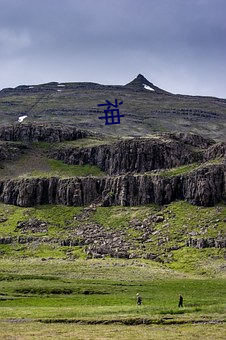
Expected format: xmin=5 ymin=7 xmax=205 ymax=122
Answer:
xmin=178 ymin=294 xmax=183 ymax=307
xmin=136 ymin=293 xmax=142 ymax=306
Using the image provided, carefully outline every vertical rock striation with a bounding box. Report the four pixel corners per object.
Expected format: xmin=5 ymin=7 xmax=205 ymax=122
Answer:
xmin=0 ymin=164 xmax=225 ymax=207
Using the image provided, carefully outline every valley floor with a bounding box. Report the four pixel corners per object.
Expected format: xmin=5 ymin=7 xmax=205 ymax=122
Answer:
xmin=0 ymin=198 xmax=225 ymax=338
xmin=0 ymin=257 xmax=225 ymax=339
xmin=0 ymin=322 xmax=225 ymax=340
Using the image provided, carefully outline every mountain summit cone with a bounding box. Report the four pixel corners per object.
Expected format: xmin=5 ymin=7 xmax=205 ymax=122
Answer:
xmin=125 ymin=74 xmax=171 ymax=94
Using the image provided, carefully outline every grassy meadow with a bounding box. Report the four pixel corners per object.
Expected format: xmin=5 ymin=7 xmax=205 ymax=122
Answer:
xmin=0 ymin=257 xmax=225 ymax=339
xmin=0 ymin=194 xmax=225 ymax=338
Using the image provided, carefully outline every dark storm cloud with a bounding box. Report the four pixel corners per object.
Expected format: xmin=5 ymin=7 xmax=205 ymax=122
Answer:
xmin=0 ymin=0 xmax=226 ymax=97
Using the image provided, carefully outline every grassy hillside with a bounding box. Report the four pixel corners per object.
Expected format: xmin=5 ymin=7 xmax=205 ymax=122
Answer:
xmin=0 ymin=201 xmax=225 ymax=277
xmin=0 ymin=141 xmax=106 ymax=179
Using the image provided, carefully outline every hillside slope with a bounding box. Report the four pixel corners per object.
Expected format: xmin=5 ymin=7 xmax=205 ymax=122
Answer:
xmin=1 ymin=74 xmax=226 ymax=140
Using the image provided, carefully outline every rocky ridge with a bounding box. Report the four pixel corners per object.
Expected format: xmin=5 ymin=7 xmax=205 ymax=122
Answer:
xmin=52 ymin=137 xmax=203 ymax=175
xmin=0 ymin=123 xmax=91 ymax=143
xmin=0 ymin=124 xmax=225 ymax=208
xmin=0 ymin=163 xmax=225 ymax=207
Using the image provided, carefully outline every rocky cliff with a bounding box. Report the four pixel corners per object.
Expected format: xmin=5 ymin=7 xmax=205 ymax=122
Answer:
xmin=0 ymin=164 xmax=225 ymax=207
xmin=0 ymin=123 xmax=91 ymax=142
xmin=52 ymin=137 xmax=204 ymax=175
xmin=0 ymin=125 xmax=225 ymax=208
xmin=0 ymin=142 xmax=28 ymax=161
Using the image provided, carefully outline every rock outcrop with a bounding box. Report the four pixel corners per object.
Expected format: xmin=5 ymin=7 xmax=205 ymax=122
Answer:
xmin=52 ymin=138 xmax=203 ymax=175
xmin=0 ymin=127 xmax=225 ymax=208
xmin=0 ymin=123 xmax=91 ymax=142
xmin=203 ymin=142 xmax=226 ymax=160
xmin=0 ymin=164 xmax=225 ymax=207
xmin=187 ymin=237 xmax=226 ymax=248
xmin=0 ymin=142 xmax=28 ymax=161
xmin=165 ymin=132 xmax=215 ymax=149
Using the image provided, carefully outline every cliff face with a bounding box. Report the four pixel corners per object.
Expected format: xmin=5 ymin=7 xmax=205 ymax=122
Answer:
xmin=0 ymin=125 xmax=225 ymax=208
xmin=0 ymin=124 xmax=90 ymax=142
xmin=203 ymin=142 xmax=226 ymax=160
xmin=52 ymin=138 xmax=203 ymax=175
xmin=0 ymin=164 xmax=225 ymax=207
xmin=164 ymin=132 xmax=214 ymax=149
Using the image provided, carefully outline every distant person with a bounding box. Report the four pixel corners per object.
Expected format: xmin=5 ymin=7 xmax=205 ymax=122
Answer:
xmin=137 ymin=293 xmax=142 ymax=306
xmin=178 ymin=294 xmax=183 ymax=308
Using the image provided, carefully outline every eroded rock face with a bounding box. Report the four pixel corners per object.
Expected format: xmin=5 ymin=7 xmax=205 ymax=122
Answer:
xmin=0 ymin=164 xmax=225 ymax=207
xmin=203 ymin=142 xmax=226 ymax=160
xmin=52 ymin=138 xmax=203 ymax=175
xmin=0 ymin=128 xmax=225 ymax=208
xmin=164 ymin=132 xmax=215 ymax=149
xmin=0 ymin=124 xmax=91 ymax=142
xmin=187 ymin=237 xmax=226 ymax=248
xmin=0 ymin=142 xmax=28 ymax=161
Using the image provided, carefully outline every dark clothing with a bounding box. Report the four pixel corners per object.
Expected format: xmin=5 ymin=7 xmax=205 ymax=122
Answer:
xmin=137 ymin=296 xmax=142 ymax=305
xmin=178 ymin=295 xmax=183 ymax=307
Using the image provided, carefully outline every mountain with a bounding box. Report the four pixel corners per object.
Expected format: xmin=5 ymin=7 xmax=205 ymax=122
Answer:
xmin=0 ymin=74 xmax=225 ymax=331
xmin=125 ymin=73 xmax=171 ymax=94
xmin=0 ymin=76 xmax=225 ymax=269
xmin=0 ymin=74 xmax=226 ymax=140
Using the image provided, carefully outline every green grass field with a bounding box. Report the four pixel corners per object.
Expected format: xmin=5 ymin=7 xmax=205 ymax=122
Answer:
xmin=0 ymin=258 xmax=225 ymax=339
xmin=0 ymin=199 xmax=225 ymax=338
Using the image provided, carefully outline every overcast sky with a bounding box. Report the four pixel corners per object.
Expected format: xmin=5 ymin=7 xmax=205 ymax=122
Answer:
xmin=0 ymin=0 xmax=225 ymax=97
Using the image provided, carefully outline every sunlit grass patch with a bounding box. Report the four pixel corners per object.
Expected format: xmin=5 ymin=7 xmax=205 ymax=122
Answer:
xmin=22 ymin=159 xmax=105 ymax=178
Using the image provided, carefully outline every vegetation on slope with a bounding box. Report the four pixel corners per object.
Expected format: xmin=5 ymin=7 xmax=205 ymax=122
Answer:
xmin=0 ymin=201 xmax=225 ymax=277
xmin=1 ymin=75 xmax=226 ymax=139
xmin=0 ymin=141 xmax=105 ymax=179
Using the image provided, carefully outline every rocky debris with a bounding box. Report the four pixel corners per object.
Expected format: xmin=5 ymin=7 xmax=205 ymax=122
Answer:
xmin=144 ymin=253 xmax=159 ymax=260
xmin=155 ymin=215 xmax=165 ymax=223
xmin=128 ymin=215 xmax=166 ymax=243
xmin=0 ymin=235 xmax=81 ymax=246
xmin=0 ymin=142 xmax=28 ymax=161
xmin=0 ymin=123 xmax=91 ymax=143
xmin=1 ymin=209 xmax=225 ymax=259
xmin=15 ymin=218 xmax=48 ymax=233
xmin=0 ymin=163 xmax=225 ymax=207
xmin=52 ymin=136 xmax=203 ymax=175
xmin=75 ymin=223 xmax=131 ymax=258
xmin=74 ymin=207 xmax=97 ymax=222
xmin=187 ymin=237 xmax=226 ymax=248
xmin=60 ymin=239 xmax=80 ymax=246
xmin=0 ymin=237 xmax=13 ymax=244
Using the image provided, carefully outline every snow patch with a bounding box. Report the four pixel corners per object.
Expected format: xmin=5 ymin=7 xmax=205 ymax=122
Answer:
xmin=57 ymin=84 xmax=65 ymax=87
xmin=57 ymin=89 xmax=62 ymax=92
xmin=18 ymin=115 xmax=27 ymax=123
xmin=29 ymin=86 xmax=34 ymax=89
xmin=143 ymin=84 xmax=155 ymax=91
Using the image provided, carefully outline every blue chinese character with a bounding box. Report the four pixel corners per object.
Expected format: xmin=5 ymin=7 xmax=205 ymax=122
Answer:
xmin=98 ymin=99 xmax=124 ymax=125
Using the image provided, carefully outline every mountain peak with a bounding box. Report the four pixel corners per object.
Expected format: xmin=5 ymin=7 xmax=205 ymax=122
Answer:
xmin=125 ymin=74 xmax=171 ymax=94
xmin=137 ymin=73 xmax=147 ymax=81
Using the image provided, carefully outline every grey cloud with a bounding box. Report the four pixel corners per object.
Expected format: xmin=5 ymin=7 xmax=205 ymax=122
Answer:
xmin=0 ymin=0 xmax=225 ymax=97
